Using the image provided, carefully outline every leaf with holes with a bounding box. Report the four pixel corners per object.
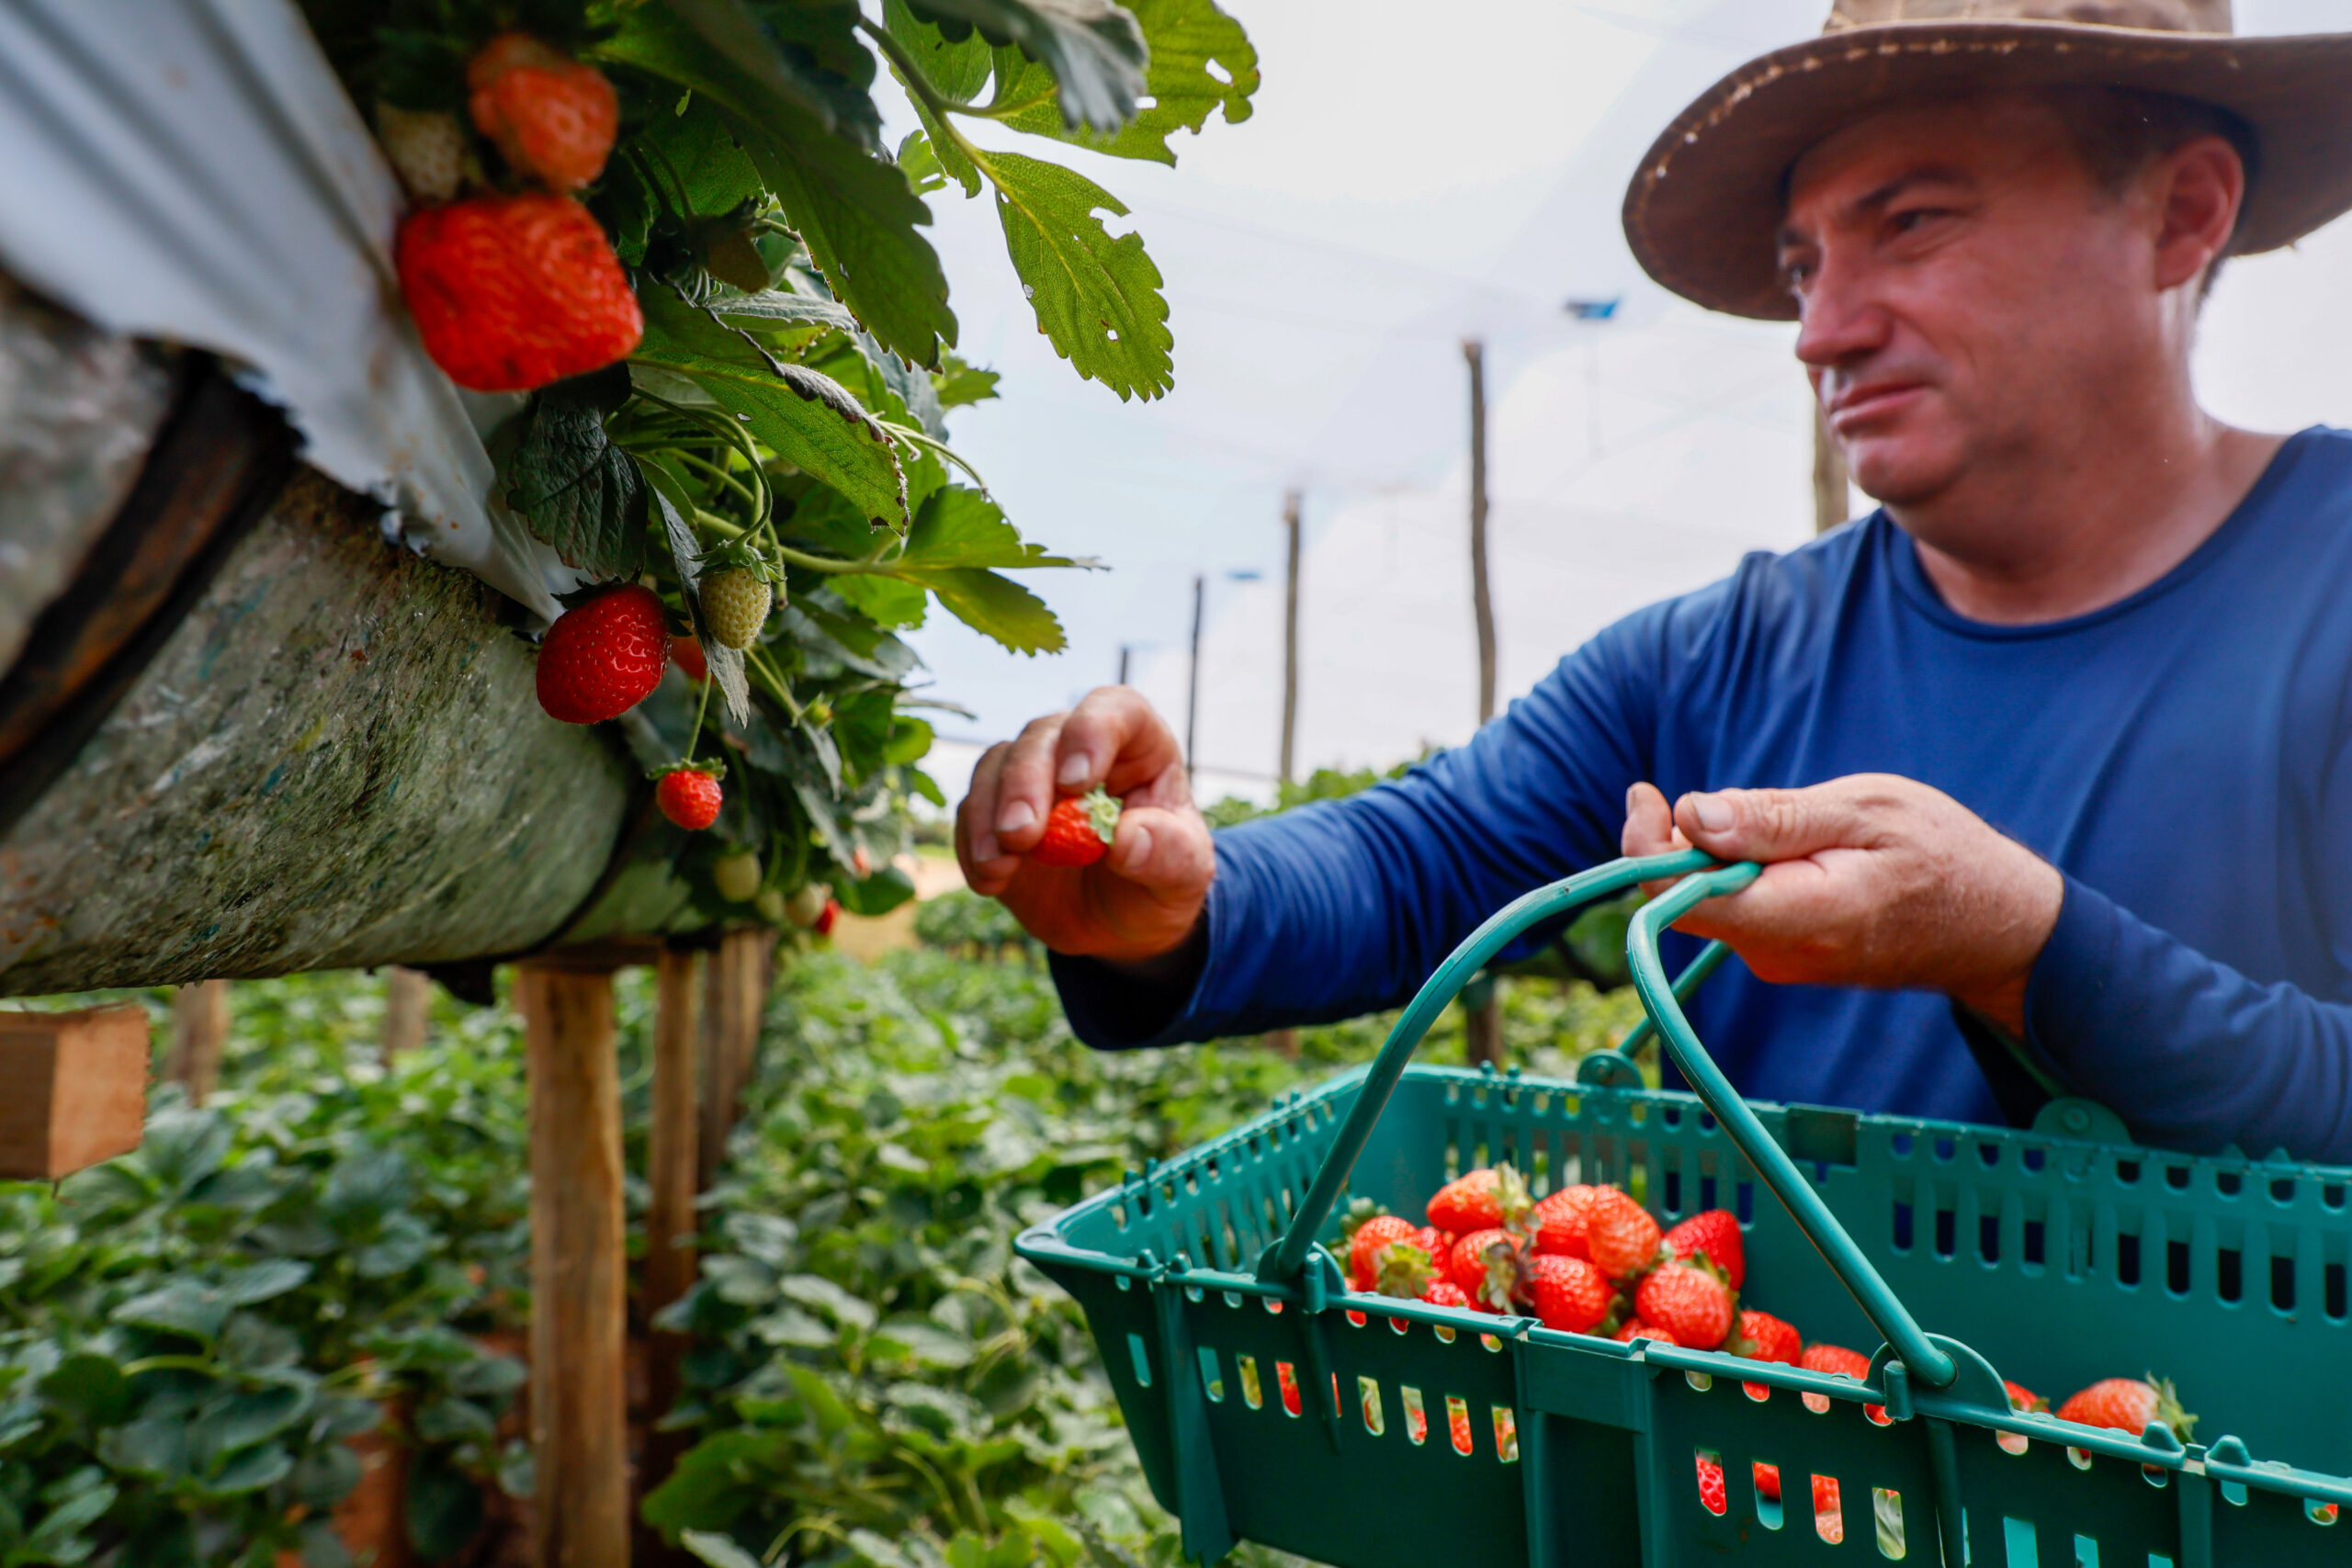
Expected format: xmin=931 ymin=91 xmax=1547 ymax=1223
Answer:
xmin=902 ymin=0 xmax=1147 ymax=131
xmin=994 ymin=0 xmax=1258 ymax=164
xmin=975 ymin=149 xmax=1170 ymax=400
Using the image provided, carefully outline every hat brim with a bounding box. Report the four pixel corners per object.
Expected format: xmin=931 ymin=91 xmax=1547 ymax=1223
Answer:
xmin=1623 ymin=20 xmax=2352 ymax=321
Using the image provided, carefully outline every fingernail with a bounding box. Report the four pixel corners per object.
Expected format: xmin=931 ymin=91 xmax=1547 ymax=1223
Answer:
xmin=1625 ymin=784 xmax=1640 ymax=813
xmin=1119 ymin=824 xmax=1152 ymax=869
xmin=1057 ymin=751 xmax=1093 ymax=787
xmin=974 ymin=833 xmax=1000 ymax=863
xmin=996 ymin=801 xmax=1035 ymax=835
xmin=1690 ymin=793 xmax=1734 ymax=832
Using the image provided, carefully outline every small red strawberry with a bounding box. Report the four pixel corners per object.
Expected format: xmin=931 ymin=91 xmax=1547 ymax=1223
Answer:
xmin=1448 ymin=1228 xmax=1524 ymax=1311
xmin=670 ymin=635 xmax=708 ymax=682
xmin=1525 ymin=1254 xmax=1611 ymax=1334
xmin=537 ymin=583 xmax=669 ymax=724
xmin=813 ymin=897 xmax=840 ymax=937
xmin=1350 ymin=1215 xmax=1419 ymax=1289
xmin=1428 ymin=1170 xmax=1501 ymax=1234
xmin=2005 ymin=1380 xmax=2045 ymax=1413
xmin=1583 ymin=1187 xmax=1665 ymax=1281
xmin=398 ymin=191 xmax=641 ymax=391
xmin=468 ymin=33 xmax=618 ymax=190
xmin=1028 ymin=787 xmax=1122 ymax=867
xmin=657 ymin=769 xmax=723 ymax=830
xmin=1448 ymin=1403 xmax=1475 ymax=1453
xmin=1634 ymin=1262 xmax=1733 ymax=1350
xmin=1613 ymin=1318 xmax=1679 ymax=1346
xmin=1728 ymin=1309 xmax=1799 ymax=1365
xmin=2055 ymin=1377 xmax=2194 ymax=1440
xmin=1420 ymin=1280 xmax=1470 ymax=1309
xmin=1664 ymin=1209 xmax=1745 ymax=1289
xmin=1799 ymin=1342 xmax=1887 ymax=1422
xmin=1532 ymin=1184 xmax=1598 ymax=1259
xmin=1696 ymin=1454 xmax=1727 ymax=1516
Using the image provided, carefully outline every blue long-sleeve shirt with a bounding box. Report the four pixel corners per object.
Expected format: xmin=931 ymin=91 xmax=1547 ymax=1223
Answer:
xmin=1055 ymin=426 xmax=2352 ymax=1164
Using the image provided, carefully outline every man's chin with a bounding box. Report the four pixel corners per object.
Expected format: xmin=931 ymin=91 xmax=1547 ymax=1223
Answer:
xmin=1845 ymin=446 xmax=1962 ymax=512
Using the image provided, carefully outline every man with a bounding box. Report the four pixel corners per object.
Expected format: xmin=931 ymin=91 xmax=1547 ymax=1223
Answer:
xmin=955 ymin=1 xmax=2352 ymax=1164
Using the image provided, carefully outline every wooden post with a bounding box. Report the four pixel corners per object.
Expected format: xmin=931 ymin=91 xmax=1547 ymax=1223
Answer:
xmin=645 ymin=946 xmax=700 ymax=1415
xmin=517 ymin=962 xmax=629 ymax=1568
xmin=0 ymin=1006 xmax=148 ymax=1179
xmin=1183 ymin=571 xmax=1205 ymax=774
xmin=167 ymin=979 xmax=230 ymax=1103
xmin=382 ymin=966 xmax=431 ymax=1058
xmin=1278 ymin=490 xmax=1302 ymax=791
xmin=1464 ymin=340 xmax=1504 ymax=1066
xmin=1813 ymin=402 xmax=1850 ymax=535
xmin=697 ymin=927 xmax=776 ymax=1191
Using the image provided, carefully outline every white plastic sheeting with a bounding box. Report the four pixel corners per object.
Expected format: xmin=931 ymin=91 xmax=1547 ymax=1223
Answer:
xmin=0 ymin=0 xmax=584 ymax=621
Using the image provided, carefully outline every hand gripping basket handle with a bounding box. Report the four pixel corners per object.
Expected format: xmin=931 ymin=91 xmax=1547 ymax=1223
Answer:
xmin=1261 ymin=852 xmax=1958 ymax=1392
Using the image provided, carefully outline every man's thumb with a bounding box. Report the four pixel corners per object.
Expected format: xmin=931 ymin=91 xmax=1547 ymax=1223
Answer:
xmin=1673 ymin=787 xmax=1847 ymax=861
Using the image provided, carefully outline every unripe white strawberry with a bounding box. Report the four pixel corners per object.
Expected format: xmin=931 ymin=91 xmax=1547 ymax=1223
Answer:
xmin=786 ymin=884 xmax=829 ymax=928
xmin=753 ymin=888 xmax=787 ymax=925
xmin=713 ymin=850 xmax=762 ymax=903
xmin=376 ymin=102 xmax=467 ymax=207
xmin=701 ymin=569 xmax=770 ymax=649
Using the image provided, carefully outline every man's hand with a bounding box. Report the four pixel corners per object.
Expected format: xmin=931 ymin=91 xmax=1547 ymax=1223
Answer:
xmin=955 ymin=687 xmax=1215 ymax=968
xmin=1620 ymin=774 xmax=2063 ymax=1033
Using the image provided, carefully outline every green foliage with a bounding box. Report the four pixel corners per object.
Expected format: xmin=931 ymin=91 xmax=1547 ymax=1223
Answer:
xmin=912 ymin=886 xmax=1040 ymax=958
xmin=0 ymin=977 xmax=536 ymax=1565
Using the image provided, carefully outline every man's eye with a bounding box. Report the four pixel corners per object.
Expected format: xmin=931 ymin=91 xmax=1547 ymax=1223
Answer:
xmin=1889 ymin=209 xmax=1947 ymax=233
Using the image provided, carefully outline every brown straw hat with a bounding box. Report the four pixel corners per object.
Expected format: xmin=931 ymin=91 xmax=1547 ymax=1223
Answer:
xmin=1623 ymin=1 xmax=2352 ymax=320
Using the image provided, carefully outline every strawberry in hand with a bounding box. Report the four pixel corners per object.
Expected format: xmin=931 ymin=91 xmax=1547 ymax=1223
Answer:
xmin=1027 ymin=788 xmax=1123 ymax=867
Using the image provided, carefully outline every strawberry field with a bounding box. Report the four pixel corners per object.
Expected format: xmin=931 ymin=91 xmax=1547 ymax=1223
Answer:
xmin=0 ymin=923 xmax=1641 ymax=1563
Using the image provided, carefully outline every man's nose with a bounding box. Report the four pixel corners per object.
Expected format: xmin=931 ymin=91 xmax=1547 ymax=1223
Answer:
xmin=1792 ymin=246 xmax=1891 ymax=374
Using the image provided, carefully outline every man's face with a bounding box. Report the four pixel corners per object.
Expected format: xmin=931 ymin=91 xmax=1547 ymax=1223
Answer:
xmin=1780 ymin=95 xmax=2162 ymax=513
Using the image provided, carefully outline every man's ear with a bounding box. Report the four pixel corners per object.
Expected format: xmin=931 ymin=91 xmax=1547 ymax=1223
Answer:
xmin=2151 ymin=135 xmax=2244 ymax=296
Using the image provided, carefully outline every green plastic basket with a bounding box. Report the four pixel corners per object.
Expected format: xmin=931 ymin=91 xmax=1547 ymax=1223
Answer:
xmin=1016 ymin=852 xmax=2352 ymax=1566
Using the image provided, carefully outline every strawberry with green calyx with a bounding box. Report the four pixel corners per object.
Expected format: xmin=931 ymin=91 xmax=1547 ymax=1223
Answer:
xmin=1663 ymin=1209 xmax=1745 ymax=1290
xmin=467 ymin=33 xmax=617 ymax=191
xmin=1029 ymin=788 xmax=1122 ymax=867
xmin=2005 ymin=1381 xmax=2046 ymax=1414
xmin=1728 ymin=1309 xmax=1799 ymax=1365
xmin=1448 ymin=1228 xmax=1525 ymax=1313
xmin=1532 ymin=1183 xmax=1599 ymax=1259
xmin=1333 ymin=1196 xmax=1389 ymax=1247
xmin=398 ymin=191 xmax=641 ymax=391
xmin=1634 ymin=1260 xmax=1734 ymax=1350
xmin=537 ymin=582 xmax=670 ymax=724
xmin=698 ymin=555 xmax=775 ymax=650
xmin=656 ymin=764 xmax=725 ymax=830
xmin=1348 ymin=1214 xmax=1418 ymax=1290
xmin=2055 ymin=1376 xmax=2194 ymax=1441
xmin=1428 ymin=1162 xmax=1533 ymax=1237
xmin=1583 ymin=1186 xmax=1666 ymax=1282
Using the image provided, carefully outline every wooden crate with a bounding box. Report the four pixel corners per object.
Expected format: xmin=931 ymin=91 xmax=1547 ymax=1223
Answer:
xmin=0 ymin=1004 xmax=148 ymax=1179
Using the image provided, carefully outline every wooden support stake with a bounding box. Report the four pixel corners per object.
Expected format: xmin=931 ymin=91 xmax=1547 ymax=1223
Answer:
xmin=0 ymin=1005 xmax=148 ymax=1179
xmin=696 ymin=927 xmax=776 ymax=1191
xmin=167 ymin=979 xmax=229 ymax=1103
xmin=518 ymin=962 xmax=629 ymax=1568
xmin=644 ymin=945 xmax=700 ymax=1423
xmin=1464 ymin=340 xmax=1504 ymax=1067
xmin=382 ymin=966 xmax=431 ymax=1058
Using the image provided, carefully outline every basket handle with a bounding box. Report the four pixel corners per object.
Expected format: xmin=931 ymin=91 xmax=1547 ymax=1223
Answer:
xmin=1629 ymin=863 xmax=1956 ymax=1389
xmin=1257 ymin=849 xmax=1718 ymax=1287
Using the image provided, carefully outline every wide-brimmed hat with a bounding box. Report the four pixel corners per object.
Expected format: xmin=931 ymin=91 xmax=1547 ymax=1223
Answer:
xmin=1623 ymin=1 xmax=2352 ymax=320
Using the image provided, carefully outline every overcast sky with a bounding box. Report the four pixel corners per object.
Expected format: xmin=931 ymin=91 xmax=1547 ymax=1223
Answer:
xmin=886 ymin=0 xmax=2352 ymax=806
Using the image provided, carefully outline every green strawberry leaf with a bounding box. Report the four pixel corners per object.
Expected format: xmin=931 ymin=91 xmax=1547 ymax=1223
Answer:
xmin=973 ymin=149 xmax=1170 ymax=400
xmin=932 ymin=355 xmax=1001 ymax=409
xmin=612 ymin=0 xmax=882 ymax=154
xmin=601 ymin=4 xmax=957 ymax=367
xmin=894 ymin=567 xmax=1064 ymax=654
xmin=992 ymin=0 xmax=1258 ymax=165
xmin=635 ymin=286 xmax=910 ymax=532
xmin=635 ymin=93 xmax=768 ymax=220
xmin=832 ymin=572 xmax=932 ymax=629
xmin=502 ymin=369 xmax=650 ymax=580
xmin=902 ymin=0 xmax=1148 ymax=131
xmin=898 ymin=485 xmax=1096 ymax=570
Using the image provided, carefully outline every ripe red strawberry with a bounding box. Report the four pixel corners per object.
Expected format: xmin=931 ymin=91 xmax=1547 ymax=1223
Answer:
xmin=1408 ymin=1224 xmax=1453 ymax=1263
xmin=1028 ymin=788 xmax=1121 ymax=867
xmin=1634 ymin=1262 xmax=1733 ymax=1350
xmin=1525 ymin=1254 xmax=1610 ymax=1334
xmin=1612 ymin=1318 xmax=1679 ymax=1346
xmin=1350 ymin=1215 xmax=1419 ymax=1288
xmin=669 ymin=635 xmax=708 ymax=682
xmin=1729 ymin=1309 xmax=1799 ymax=1364
xmin=1696 ymin=1454 xmax=1726 ymax=1516
xmin=813 ymin=897 xmax=840 ymax=937
xmin=468 ymin=33 xmax=618 ymax=190
xmin=1583 ymin=1187 xmax=1665 ymax=1281
xmin=1531 ymin=1184 xmax=1600 ymax=1259
xmin=1448 ymin=1403 xmax=1475 ymax=1453
xmin=2005 ymin=1380 xmax=2045 ymax=1413
xmin=537 ymin=583 xmax=669 ymax=724
xmin=1753 ymin=1466 xmax=1839 ymax=1521
xmin=1448 ymin=1228 xmax=1523 ymax=1311
xmin=2055 ymin=1377 xmax=2193 ymax=1440
xmin=398 ymin=192 xmax=641 ymax=391
xmin=1420 ymin=1280 xmax=1470 ymax=1309
xmin=1664 ymin=1209 xmax=1745 ymax=1289
xmin=1800 ymin=1342 xmax=1887 ymax=1422
xmin=657 ymin=769 xmax=722 ymax=830
xmin=1428 ymin=1170 xmax=1501 ymax=1234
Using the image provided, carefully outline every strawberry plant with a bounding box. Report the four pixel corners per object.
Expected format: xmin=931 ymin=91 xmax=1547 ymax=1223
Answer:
xmin=298 ymin=0 xmax=1260 ymax=924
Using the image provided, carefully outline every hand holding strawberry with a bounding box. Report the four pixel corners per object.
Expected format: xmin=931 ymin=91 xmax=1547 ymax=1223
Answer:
xmin=1027 ymin=788 xmax=1123 ymax=868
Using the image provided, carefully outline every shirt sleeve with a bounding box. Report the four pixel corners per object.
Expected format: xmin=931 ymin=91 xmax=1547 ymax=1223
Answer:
xmin=1051 ymin=597 xmax=1684 ymax=1050
xmin=2021 ymin=874 xmax=2352 ymax=1164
